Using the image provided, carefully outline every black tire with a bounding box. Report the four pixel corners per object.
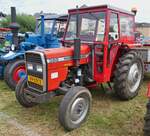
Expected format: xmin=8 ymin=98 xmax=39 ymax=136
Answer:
xmin=144 ymin=100 xmax=150 ymax=136
xmin=113 ymin=50 xmax=144 ymax=100
xmin=15 ymin=77 xmax=37 ymax=108
xmin=59 ymin=86 xmax=92 ymax=131
xmin=4 ymin=59 xmax=26 ymax=90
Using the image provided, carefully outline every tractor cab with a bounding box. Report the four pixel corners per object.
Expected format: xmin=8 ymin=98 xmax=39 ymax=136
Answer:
xmin=64 ymin=5 xmax=135 ymax=44
xmin=63 ymin=5 xmax=136 ymax=82
xmin=36 ymin=14 xmax=67 ymax=38
xmin=22 ymin=14 xmax=67 ymax=49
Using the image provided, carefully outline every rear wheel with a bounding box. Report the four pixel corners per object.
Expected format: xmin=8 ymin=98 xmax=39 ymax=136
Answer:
xmin=4 ymin=59 xmax=26 ymax=90
xmin=144 ymin=100 xmax=150 ymax=136
xmin=113 ymin=51 xmax=144 ymax=100
xmin=15 ymin=77 xmax=37 ymax=108
xmin=59 ymin=86 xmax=92 ymax=131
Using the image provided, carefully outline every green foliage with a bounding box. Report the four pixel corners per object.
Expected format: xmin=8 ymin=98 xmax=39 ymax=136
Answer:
xmin=0 ymin=14 xmax=36 ymax=33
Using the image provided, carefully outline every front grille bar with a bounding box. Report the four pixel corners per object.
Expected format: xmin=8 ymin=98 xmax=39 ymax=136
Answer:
xmin=25 ymin=51 xmax=47 ymax=93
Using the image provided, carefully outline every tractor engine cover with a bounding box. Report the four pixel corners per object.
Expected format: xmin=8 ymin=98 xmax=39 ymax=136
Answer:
xmin=26 ymin=45 xmax=90 ymax=92
xmin=45 ymin=45 xmax=90 ymax=91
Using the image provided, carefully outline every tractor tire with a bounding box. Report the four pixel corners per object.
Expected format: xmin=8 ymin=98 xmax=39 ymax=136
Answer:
xmin=15 ymin=77 xmax=37 ymax=108
xmin=113 ymin=50 xmax=144 ymax=100
xmin=144 ymin=100 xmax=150 ymax=136
xmin=4 ymin=59 xmax=26 ymax=90
xmin=59 ymin=86 xmax=92 ymax=131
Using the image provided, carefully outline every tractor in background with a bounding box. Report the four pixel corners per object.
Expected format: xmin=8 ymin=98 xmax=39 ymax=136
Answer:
xmin=16 ymin=5 xmax=150 ymax=130
xmin=1 ymin=7 xmax=67 ymax=90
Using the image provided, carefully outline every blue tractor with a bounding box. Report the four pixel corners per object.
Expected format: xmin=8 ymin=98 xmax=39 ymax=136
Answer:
xmin=0 ymin=7 xmax=67 ymax=90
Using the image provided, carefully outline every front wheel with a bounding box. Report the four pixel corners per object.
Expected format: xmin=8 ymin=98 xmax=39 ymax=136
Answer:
xmin=4 ymin=59 xmax=26 ymax=90
xmin=59 ymin=86 xmax=92 ymax=131
xmin=15 ymin=77 xmax=37 ymax=108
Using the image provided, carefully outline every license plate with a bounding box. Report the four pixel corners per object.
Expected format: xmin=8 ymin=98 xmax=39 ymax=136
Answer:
xmin=28 ymin=75 xmax=43 ymax=86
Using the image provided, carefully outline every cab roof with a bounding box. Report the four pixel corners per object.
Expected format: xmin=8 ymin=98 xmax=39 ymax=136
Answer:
xmin=69 ymin=4 xmax=134 ymax=16
xmin=37 ymin=14 xmax=68 ymax=21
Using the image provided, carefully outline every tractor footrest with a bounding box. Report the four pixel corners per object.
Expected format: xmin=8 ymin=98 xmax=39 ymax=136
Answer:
xmin=24 ymin=88 xmax=56 ymax=103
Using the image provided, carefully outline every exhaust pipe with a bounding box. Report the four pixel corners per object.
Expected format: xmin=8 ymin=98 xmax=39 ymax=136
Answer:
xmin=73 ymin=6 xmax=81 ymax=67
xmin=9 ymin=7 xmax=20 ymax=49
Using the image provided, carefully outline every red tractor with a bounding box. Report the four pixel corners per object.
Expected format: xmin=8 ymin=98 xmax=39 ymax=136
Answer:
xmin=16 ymin=5 xmax=148 ymax=130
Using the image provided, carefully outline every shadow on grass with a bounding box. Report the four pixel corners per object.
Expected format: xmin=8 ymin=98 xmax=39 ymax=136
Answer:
xmin=89 ymin=85 xmax=121 ymax=102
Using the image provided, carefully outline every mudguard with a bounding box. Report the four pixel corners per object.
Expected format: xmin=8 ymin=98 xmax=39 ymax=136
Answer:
xmin=0 ymin=45 xmax=44 ymax=62
xmin=0 ymin=51 xmax=24 ymax=61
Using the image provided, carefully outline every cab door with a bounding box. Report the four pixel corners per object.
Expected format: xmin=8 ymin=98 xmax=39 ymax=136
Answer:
xmin=106 ymin=12 xmax=120 ymax=79
xmin=94 ymin=12 xmax=120 ymax=82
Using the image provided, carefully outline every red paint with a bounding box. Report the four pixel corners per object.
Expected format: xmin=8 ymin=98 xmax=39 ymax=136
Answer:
xmin=147 ymin=84 xmax=150 ymax=98
xmin=44 ymin=45 xmax=90 ymax=91
xmin=0 ymin=28 xmax=11 ymax=32
xmin=13 ymin=65 xmax=26 ymax=83
xmin=40 ymin=5 xmax=141 ymax=92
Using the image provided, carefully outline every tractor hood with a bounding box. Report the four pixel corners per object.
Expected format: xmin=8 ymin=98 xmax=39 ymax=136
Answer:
xmin=25 ymin=45 xmax=90 ymax=91
xmin=38 ymin=45 xmax=91 ymax=69
xmin=43 ymin=45 xmax=90 ymax=58
xmin=25 ymin=33 xmax=44 ymax=45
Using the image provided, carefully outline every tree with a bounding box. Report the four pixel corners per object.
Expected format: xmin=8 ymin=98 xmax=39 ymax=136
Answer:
xmin=0 ymin=14 xmax=36 ymax=33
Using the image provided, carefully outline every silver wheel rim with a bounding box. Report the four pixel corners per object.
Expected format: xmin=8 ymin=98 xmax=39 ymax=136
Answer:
xmin=127 ymin=63 xmax=142 ymax=93
xmin=70 ymin=97 xmax=89 ymax=125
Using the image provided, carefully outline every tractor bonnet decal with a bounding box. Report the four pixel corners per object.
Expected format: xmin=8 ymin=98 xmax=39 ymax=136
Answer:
xmin=47 ymin=53 xmax=90 ymax=63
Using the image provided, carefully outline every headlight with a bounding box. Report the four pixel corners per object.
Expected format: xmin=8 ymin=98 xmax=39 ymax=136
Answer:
xmin=36 ymin=65 xmax=43 ymax=72
xmin=27 ymin=63 xmax=33 ymax=70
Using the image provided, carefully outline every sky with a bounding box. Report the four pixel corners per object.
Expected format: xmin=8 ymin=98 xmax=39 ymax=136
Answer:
xmin=0 ymin=0 xmax=150 ymax=22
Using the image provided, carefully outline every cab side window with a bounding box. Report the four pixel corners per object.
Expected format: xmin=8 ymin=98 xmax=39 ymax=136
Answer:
xmin=120 ymin=16 xmax=134 ymax=37
xmin=109 ymin=13 xmax=119 ymax=41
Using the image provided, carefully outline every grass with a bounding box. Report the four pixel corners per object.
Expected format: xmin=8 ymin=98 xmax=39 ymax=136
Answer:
xmin=0 ymin=75 xmax=149 ymax=136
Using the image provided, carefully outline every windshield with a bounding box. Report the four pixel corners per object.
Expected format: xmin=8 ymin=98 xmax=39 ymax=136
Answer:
xmin=36 ymin=19 xmax=66 ymax=38
xmin=37 ymin=20 xmax=54 ymax=34
xmin=65 ymin=12 xmax=106 ymax=42
xmin=53 ymin=21 xmax=66 ymax=38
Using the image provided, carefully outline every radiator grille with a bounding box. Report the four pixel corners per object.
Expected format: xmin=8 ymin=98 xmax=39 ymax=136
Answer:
xmin=25 ymin=52 xmax=44 ymax=92
xmin=26 ymin=53 xmax=42 ymax=64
